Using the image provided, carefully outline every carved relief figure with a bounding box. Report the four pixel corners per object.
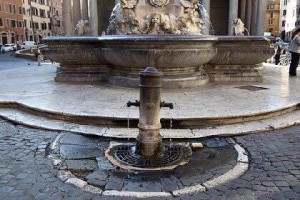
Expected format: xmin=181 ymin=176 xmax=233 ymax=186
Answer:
xmin=121 ymin=0 xmax=138 ymax=8
xmin=74 ymin=20 xmax=89 ymax=36
xmin=150 ymin=0 xmax=170 ymax=7
xmin=232 ymin=18 xmax=245 ymax=36
xmin=107 ymin=0 xmax=205 ymax=35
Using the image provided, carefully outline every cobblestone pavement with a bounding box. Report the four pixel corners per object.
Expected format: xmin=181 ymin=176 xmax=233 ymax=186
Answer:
xmin=0 ymin=118 xmax=299 ymax=200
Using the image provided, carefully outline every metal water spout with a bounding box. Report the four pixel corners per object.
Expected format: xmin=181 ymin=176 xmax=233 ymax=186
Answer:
xmin=127 ymin=67 xmax=173 ymax=157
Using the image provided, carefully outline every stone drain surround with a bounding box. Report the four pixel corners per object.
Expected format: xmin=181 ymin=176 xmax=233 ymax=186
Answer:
xmin=48 ymin=133 xmax=249 ymax=198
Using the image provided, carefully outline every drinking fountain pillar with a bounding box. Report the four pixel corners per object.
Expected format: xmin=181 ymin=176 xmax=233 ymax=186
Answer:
xmin=127 ymin=67 xmax=173 ymax=157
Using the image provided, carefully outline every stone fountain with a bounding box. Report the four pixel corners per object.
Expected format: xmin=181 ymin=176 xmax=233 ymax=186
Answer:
xmin=42 ymin=0 xmax=274 ymax=169
xmin=43 ymin=0 xmax=273 ymax=88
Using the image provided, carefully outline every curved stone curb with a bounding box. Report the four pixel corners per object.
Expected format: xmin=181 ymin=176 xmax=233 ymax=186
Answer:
xmin=171 ymin=139 xmax=249 ymax=197
xmin=202 ymin=162 xmax=248 ymax=189
xmin=172 ymin=185 xmax=206 ymax=196
xmin=0 ymin=100 xmax=298 ymax=131
xmin=48 ymin=135 xmax=249 ymax=198
xmin=102 ymin=190 xmax=172 ymax=198
xmin=15 ymin=50 xmax=37 ymax=61
xmin=1 ymin=104 xmax=300 ymax=139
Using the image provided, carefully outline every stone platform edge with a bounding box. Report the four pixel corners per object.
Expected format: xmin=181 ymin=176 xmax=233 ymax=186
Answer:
xmin=0 ymin=100 xmax=300 ymax=139
xmin=0 ymin=100 xmax=299 ymax=128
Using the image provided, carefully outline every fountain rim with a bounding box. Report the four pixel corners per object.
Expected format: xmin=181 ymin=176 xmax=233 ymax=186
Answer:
xmin=43 ymin=35 xmax=274 ymax=43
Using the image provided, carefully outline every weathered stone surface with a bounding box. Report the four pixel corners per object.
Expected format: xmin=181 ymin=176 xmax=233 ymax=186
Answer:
xmin=60 ymin=145 xmax=102 ymax=159
xmin=105 ymin=173 xmax=126 ymax=191
xmin=161 ymin=176 xmax=179 ymax=192
xmin=85 ymin=170 xmax=108 ymax=188
xmin=96 ymin=157 xmax=116 ymax=170
xmin=60 ymin=134 xmax=99 ymax=146
xmin=65 ymin=159 xmax=98 ymax=171
xmin=123 ymin=178 xmax=162 ymax=192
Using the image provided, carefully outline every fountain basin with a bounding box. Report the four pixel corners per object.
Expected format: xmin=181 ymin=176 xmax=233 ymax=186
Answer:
xmin=43 ymin=35 xmax=274 ymax=88
xmin=42 ymin=37 xmax=111 ymax=82
xmin=207 ymin=36 xmax=274 ymax=82
xmin=100 ymin=35 xmax=217 ymax=88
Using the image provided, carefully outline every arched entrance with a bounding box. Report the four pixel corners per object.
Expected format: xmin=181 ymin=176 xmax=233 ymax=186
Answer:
xmin=1 ymin=32 xmax=8 ymax=44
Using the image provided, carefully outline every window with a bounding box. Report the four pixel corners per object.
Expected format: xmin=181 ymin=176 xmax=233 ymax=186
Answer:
xmin=24 ymin=20 xmax=27 ymax=28
xmin=41 ymin=22 xmax=47 ymax=30
xmin=0 ymin=18 xmax=3 ymax=27
xmin=40 ymin=9 xmax=46 ymax=17
xmin=269 ymin=4 xmax=275 ymax=9
xmin=269 ymin=19 xmax=274 ymax=25
xmin=283 ymin=10 xmax=286 ymax=16
xmin=11 ymin=20 xmax=16 ymax=28
xmin=8 ymin=4 xmax=12 ymax=13
xmin=282 ymin=20 xmax=286 ymax=27
xmin=270 ymin=12 xmax=274 ymax=18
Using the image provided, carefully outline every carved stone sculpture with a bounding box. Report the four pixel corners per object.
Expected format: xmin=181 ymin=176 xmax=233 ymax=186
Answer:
xmin=74 ymin=20 xmax=89 ymax=36
xmin=232 ymin=18 xmax=245 ymax=36
xmin=107 ymin=0 xmax=205 ymax=35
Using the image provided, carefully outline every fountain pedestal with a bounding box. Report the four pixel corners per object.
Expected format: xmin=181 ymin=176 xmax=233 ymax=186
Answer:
xmin=136 ymin=67 xmax=163 ymax=157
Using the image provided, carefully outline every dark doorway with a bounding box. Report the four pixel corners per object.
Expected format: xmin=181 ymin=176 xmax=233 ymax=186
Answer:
xmin=210 ymin=0 xmax=229 ymax=35
xmin=11 ymin=33 xmax=15 ymax=43
xmin=1 ymin=33 xmax=8 ymax=44
xmin=97 ymin=0 xmax=115 ymax=34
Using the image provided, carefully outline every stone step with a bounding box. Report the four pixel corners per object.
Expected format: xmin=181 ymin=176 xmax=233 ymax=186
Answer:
xmin=0 ymin=101 xmax=298 ymax=129
xmin=0 ymin=105 xmax=299 ymax=139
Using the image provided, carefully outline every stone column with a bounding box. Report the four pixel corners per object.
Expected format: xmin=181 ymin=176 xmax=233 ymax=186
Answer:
xmin=256 ymin=0 xmax=267 ymax=35
xmin=89 ymin=0 xmax=98 ymax=36
xmin=72 ymin=0 xmax=81 ymax=25
xmin=245 ymin=0 xmax=252 ymax=34
xmin=202 ymin=0 xmax=211 ymax=35
xmin=250 ymin=0 xmax=258 ymax=35
xmin=228 ymin=0 xmax=239 ymax=35
xmin=240 ymin=0 xmax=246 ymax=23
xmin=81 ymin=0 xmax=88 ymax=20
xmin=62 ymin=0 xmax=73 ymax=35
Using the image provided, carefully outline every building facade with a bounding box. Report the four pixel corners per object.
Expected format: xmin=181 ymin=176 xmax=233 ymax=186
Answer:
xmin=0 ymin=0 xmax=24 ymax=45
xmin=266 ymin=0 xmax=280 ymax=37
xmin=23 ymin=0 xmax=63 ymax=43
xmin=279 ymin=0 xmax=297 ymax=40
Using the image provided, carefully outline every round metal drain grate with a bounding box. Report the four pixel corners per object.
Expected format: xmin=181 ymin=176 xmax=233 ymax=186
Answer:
xmin=109 ymin=144 xmax=192 ymax=169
